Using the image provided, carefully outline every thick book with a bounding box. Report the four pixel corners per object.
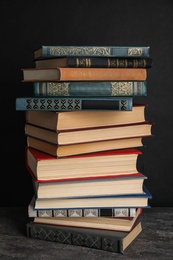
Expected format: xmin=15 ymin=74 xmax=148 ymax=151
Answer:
xmin=34 ymin=45 xmax=150 ymax=59
xmin=32 ymin=208 xmax=142 ymax=233
xmin=33 ymin=81 xmax=147 ymax=97
xmin=26 ymin=147 xmax=142 ymax=181
xmin=32 ymin=173 xmax=147 ymax=200
xmin=34 ymin=186 xmax=152 ymax=210
xmin=28 ymin=196 xmax=137 ymax=218
xmin=35 ymin=57 xmax=153 ymax=68
xmin=25 ymin=121 xmax=152 ymax=145
xmin=26 ymin=135 xmax=145 ymax=157
xmin=25 ymin=104 xmax=147 ymax=131
xmin=26 ymin=220 xmax=142 ymax=254
xmin=16 ymin=96 xmax=133 ymax=111
xmin=21 ymin=67 xmax=147 ymax=81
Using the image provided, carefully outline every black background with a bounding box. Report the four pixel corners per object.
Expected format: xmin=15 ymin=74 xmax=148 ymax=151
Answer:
xmin=1 ymin=0 xmax=173 ymax=206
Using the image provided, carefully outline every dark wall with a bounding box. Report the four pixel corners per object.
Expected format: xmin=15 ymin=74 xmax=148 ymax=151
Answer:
xmin=1 ymin=0 xmax=173 ymax=206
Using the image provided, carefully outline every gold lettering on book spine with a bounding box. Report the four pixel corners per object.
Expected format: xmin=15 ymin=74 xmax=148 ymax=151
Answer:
xmin=76 ymin=58 xmax=91 ymax=67
xmin=128 ymin=48 xmax=143 ymax=56
xmin=49 ymin=47 xmax=111 ymax=56
xmin=111 ymin=82 xmax=133 ymax=96
xmin=47 ymin=83 xmax=69 ymax=96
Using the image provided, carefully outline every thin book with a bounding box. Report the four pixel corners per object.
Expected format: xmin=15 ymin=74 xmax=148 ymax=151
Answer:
xmin=34 ymin=186 xmax=152 ymax=210
xmin=28 ymin=196 xmax=138 ymax=218
xmin=34 ymin=45 xmax=150 ymax=59
xmin=32 ymin=208 xmax=143 ymax=232
xmin=15 ymin=96 xmax=133 ymax=111
xmin=21 ymin=67 xmax=147 ymax=82
xmin=34 ymin=57 xmax=152 ymax=68
xmin=24 ymin=121 xmax=152 ymax=145
xmin=33 ymin=81 xmax=147 ymax=97
xmin=26 ymin=135 xmax=145 ymax=157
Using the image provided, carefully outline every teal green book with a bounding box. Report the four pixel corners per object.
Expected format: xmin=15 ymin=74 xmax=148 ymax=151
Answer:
xmin=33 ymin=81 xmax=147 ymax=97
xmin=15 ymin=96 xmax=133 ymax=111
xmin=34 ymin=46 xmax=150 ymax=59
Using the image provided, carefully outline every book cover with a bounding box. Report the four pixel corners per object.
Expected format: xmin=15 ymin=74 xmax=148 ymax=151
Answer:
xmin=24 ymin=122 xmax=152 ymax=145
xmin=34 ymin=186 xmax=152 ymax=210
xmin=35 ymin=57 xmax=153 ymax=68
xmin=25 ymin=104 xmax=147 ymax=131
xmin=33 ymin=81 xmax=147 ymax=97
xmin=32 ymin=208 xmax=142 ymax=232
xmin=16 ymin=96 xmax=133 ymax=111
xmin=32 ymin=174 xmax=147 ymax=200
xmin=26 ymin=147 xmax=142 ymax=181
xmin=34 ymin=46 xmax=150 ymax=59
xmin=26 ymin=135 xmax=145 ymax=157
xmin=26 ymin=220 xmax=142 ymax=254
xmin=28 ymin=197 xmax=137 ymax=218
xmin=21 ymin=67 xmax=147 ymax=82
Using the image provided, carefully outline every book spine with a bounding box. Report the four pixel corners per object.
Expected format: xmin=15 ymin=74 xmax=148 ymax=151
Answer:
xmin=33 ymin=81 xmax=147 ymax=97
xmin=27 ymin=222 xmax=121 ymax=253
xmin=29 ymin=207 xmax=137 ymax=218
xmin=16 ymin=97 xmax=133 ymax=111
xmin=68 ymin=57 xmax=152 ymax=68
xmin=58 ymin=68 xmax=147 ymax=81
xmin=42 ymin=46 xmax=150 ymax=57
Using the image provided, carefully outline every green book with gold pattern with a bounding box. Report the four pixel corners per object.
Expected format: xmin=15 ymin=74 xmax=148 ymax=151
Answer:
xmin=33 ymin=81 xmax=147 ymax=97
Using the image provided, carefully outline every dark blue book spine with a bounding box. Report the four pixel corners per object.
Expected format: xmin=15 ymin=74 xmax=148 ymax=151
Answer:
xmin=68 ymin=57 xmax=152 ymax=68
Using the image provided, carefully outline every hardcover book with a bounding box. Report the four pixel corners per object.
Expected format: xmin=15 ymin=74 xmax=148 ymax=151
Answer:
xmin=34 ymin=57 xmax=153 ymax=68
xmin=25 ymin=104 xmax=147 ymax=131
xmin=26 ymin=147 xmax=142 ymax=181
xmin=26 ymin=135 xmax=145 ymax=157
xmin=33 ymin=81 xmax=147 ymax=97
xmin=26 ymin=220 xmax=142 ymax=254
xmin=25 ymin=122 xmax=152 ymax=145
xmin=34 ymin=46 xmax=150 ymax=59
xmin=16 ymin=96 xmax=133 ymax=111
xmin=32 ymin=208 xmax=142 ymax=232
xmin=32 ymin=173 xmax=147 ymax=200
xmin=21 ymin=67 xmax=147 ymax=82
xmin=34 ymin=186 xmax=152 ymax=210
xmin=28 ymin=197 xmax=137 ymax=218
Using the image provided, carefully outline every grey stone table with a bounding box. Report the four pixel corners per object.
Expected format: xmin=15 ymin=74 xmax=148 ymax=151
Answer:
xmin=0 ymin=207 xmax=173 ymax=259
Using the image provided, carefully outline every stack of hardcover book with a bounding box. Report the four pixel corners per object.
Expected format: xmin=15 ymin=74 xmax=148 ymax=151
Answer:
xmin=16 ymin=45 xmax=153 ymax=254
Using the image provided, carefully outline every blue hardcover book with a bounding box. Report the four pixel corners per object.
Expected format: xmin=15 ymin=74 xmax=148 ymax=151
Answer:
xmin=33 ymin=174 xmax=147 ymax=200
xmin=33 ymin=81 xmax=147 ymax=97
xmin=15 ymin=96 xmax=133 ymax=111
xmin=34 ymin=46 xmax=150 ymax=59
xmin=34 ymin=186 xmax=152 ymax=210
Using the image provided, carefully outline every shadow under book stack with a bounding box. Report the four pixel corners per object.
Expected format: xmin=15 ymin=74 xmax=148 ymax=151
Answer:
xmin=16 ymin=45 xmax=153 ymax=254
